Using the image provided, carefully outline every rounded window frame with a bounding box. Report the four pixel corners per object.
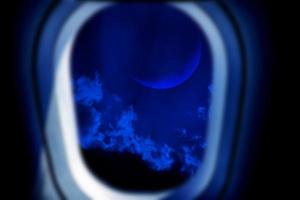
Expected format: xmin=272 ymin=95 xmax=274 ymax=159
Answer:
xmin=36 ymin=1 xmax=244 ymax=199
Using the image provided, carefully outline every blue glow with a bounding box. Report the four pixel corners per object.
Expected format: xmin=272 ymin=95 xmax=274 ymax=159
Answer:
xmin=74 ymin=74 xmax=103 ymax=106
xmin=74 ymin=75 xmax=209 ymax=173
xmin=133 ymin=45 xmax=201 ymax=89
xmin=71 ymin=3 xmax=213 ymax=180
xmin=72 ymin=3 xmax=205 ymax=90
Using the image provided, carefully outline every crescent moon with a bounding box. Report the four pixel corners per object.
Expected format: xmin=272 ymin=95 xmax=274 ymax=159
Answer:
xmin=133 ymin=46 xmax=201 ymax=90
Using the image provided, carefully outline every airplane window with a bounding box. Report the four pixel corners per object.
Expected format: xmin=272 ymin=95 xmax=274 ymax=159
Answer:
xmin=34 ymin=1 xmax=234 ymax=198
xmin=10 ymin=0 xmax=277 ymax=198
xmin=71 ymin=3 xmax=213 ymax=191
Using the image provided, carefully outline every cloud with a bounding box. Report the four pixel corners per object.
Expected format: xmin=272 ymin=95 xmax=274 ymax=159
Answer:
xmin=74 ymin=75 xmax=203 ymax=174
xmin=74 ymin=74 xmax=103 ymax=106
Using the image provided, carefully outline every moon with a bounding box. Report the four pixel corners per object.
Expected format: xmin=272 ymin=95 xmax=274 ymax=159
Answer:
xmin=125 ymin=6 xmax=203 ymax=90
xmin=72 ymin=4 xmax=204 ymax=90
xmin=131 ymin=45 xmax=201 ymax=90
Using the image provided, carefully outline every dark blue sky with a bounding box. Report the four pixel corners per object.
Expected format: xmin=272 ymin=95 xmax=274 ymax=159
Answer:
xmin=71 ymin=3 xmax=213 ymax=177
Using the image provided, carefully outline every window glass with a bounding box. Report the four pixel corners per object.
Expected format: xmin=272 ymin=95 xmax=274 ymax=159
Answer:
xmin=71 ymin=3 xmax=213 ymax=191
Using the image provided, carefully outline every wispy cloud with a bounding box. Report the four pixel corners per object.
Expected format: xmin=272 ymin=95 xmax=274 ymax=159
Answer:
xmin=74 ymin=75 xmax=204 ymax=174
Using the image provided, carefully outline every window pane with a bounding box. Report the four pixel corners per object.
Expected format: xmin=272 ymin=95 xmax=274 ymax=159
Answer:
xmin=71 ymin=3 xmax=212 ymax=191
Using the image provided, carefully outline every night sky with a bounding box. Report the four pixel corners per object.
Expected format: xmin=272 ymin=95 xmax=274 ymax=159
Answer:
xmin=71 ymin=3 xmax=213 ymax=191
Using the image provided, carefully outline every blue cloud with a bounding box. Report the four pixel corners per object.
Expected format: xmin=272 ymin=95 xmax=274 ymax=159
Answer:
xmin=74 ymin=74 xmax=103 ymax=106
xmin=181 ymin=146 xmax=200 ymax=174
xmin=79 ymin=106 xmax=175 ymax=171
xmin=79 ymin=107 xmax=102 ymax=149
xmin=74 ymin=75 xmax=204 ymax=174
